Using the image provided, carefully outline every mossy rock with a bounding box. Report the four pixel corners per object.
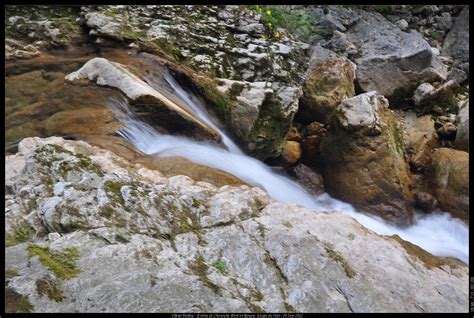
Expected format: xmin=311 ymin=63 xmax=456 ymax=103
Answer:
xmin=27 ymin=244 xmax=81 ymax=280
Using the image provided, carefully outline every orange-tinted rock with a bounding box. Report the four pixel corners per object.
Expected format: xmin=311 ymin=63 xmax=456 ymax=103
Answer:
xmin=427 ymin=148 xmax=469 ymax=222
xmin=320 ymin=92 xmax=414 ymax=226
xmin=280 ymin=141 xmax=302 ymax=166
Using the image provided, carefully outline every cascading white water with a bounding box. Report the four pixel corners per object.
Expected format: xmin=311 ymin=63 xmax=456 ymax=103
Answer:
xmin=108 ymin=76 xmax=469 ymax=264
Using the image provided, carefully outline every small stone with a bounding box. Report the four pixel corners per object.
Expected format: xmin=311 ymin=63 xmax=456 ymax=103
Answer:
xmin=396 ymin=19 xmax=409 ymax=30
xmin=48 ymin=232 xmax=61 ymax=242
xmin=280 ymin=141 xmax=302 ymax=166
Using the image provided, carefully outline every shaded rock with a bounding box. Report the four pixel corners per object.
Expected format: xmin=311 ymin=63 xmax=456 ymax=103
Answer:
xmin=298 ymin=45 xmax=355 ymax=124
xmin=442 ymin=6 xmax=469 ymax=66
xmin=66 ymin=57 xmax=220 ymax=142
xmin=301 ymin=135 xmax=323 ymax=164
xmin=280 ymin=141 xmax=302 ymax=166
xmin=320 ymin=92 xmax=415 ymax=226
xmin=436 ymin=122 xmax=456 ymax=140
xmin=217 ymin=79 xmax=301 ymax=159
xmin=413 ymin=80 xmax=460 ymax=115
xmin=293 ymin=164 xmax=324 ymax=195
xmin=300 ymin=122 xmax=327 ymax=164
xmin=302 ymin=121 xmax=327 ymax=137
xmin=454 ymin=99 xmax=469 ymax=152
xmin=346 ymin=10 xmax=447 ymax=105
xmin=414 ymin=192 xmax=439 ymax=212
xmin=427 ymin=148 xmax=469 ymax=222
xmin=286 ymin=126 xmax=303 ymax=141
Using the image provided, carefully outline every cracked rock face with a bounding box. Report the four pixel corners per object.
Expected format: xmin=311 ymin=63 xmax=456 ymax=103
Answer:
xmin=5 ymin=136 xmax=468 ymax=313
xmin=345 ymin=10 xmax=447 ymax=105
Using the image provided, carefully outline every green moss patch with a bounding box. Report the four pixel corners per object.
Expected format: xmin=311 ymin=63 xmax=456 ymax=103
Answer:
xmin=211 ymin=259 xmax=227 ymax=273
xmin=36 ymin=276 xmax=65 ymax=302
xmin=27 ymin=244 xmax=81 ymax=280
xmin=390 ymin=235 xmax=466 ymax=269
xmin=6 ymin=268 xmax=19 ymax=280
xmin=325 ymin=247 xmax=356 ymax=278
xmin=6 ymin=224 xmax=34 ymax=247
xmin=189 ymin=255 xmax=221 ymax=295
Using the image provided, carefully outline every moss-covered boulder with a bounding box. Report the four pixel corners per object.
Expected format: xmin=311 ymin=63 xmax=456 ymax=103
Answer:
xmin=427 ymin=148 xmax=469 ymax=222
xmin=217 ymin=79 xmax=301 ymax=160
xmin=298 ymin=45 xmax=355 ymax=124
xmin=320 ymin=92 xmax=414 ymax=226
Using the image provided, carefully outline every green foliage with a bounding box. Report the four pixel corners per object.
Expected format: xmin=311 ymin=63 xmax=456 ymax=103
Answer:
xmin=212 ymin=259 xmax=227 ymax=273
xmin=373 ymin=5 xmax=392 ymax=14
xmin=27 ymin=244 xmax=81 ymax=280
xmin=6 ymin=268 xmax=19 ymax=279
xmin=15 ymin=226 xmax=30 ymax=243
xmin=247 ymin=5 xmax=316 ymax=42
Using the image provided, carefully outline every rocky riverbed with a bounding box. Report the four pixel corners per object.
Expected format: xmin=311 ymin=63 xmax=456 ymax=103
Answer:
xmin=5 ymin=5 xmax=469 ymax=313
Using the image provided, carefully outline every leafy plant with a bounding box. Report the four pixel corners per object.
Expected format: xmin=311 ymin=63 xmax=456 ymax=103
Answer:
xmin=248 ymin=5 xmax=315 ymax=42
xmin=15 ymin=227 xmax=30 ymax=243
xmin=373 ymin=5 xmax=393 ymax=14
xmin=212 ymin=259 xmax=227 ymax=273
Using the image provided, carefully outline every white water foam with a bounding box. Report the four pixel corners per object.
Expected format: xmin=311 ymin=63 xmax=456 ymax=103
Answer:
xmin=107 ymin=76 xmax=469 ymax=264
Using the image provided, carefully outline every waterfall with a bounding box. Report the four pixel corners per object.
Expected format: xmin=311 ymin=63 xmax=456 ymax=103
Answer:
xmin=107 ymin=76 xmax=469 ymax=264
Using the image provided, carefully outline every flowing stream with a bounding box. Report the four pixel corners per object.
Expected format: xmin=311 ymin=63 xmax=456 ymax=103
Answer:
xmin=108 ymin=73 xmax=469 ymax=264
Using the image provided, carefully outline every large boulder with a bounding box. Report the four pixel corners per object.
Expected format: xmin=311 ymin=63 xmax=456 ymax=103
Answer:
xmin=320 ymin=92 xmax=414 ymax=226
xmin=66 ymin=57 xmax=220 ymax=142
xmin=454 ymin=99 xmax=469 ymax=152
xmin=427 ymin=148 xmax=469 ymax=222
xmin=298 ymin=45 xmax=355 ymax=124
xmin=5 ymin=136 xmax=468 ymax=313
xmin=345 ymin=10 xmax=447 ymax=106
xmin=442 ymin=6 xmax=469 ymax=76
xmin=216 ymin=79 xmax=301 ymax=159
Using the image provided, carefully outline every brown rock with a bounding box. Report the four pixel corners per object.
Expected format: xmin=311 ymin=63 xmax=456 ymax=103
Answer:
xmin=286 ymin=127 xmax=302 ymax=141
xmin=401 ymin=113 xmax=438 ymax=172
xmin=320 ymin=92 xmax=414 ymax=226
xmin=303 ymin=121 xmax=327 ymax=137
xmin=436 ymin=122 xmax=457 ymax=140
xmin=427 ymin=148 xmax=469 ymax=222
xmin=301 ymin=135 xmax=323 ymax=163
xmin=414 ymin=192 xmax=439 ymax=212
xmin=146 ymin=156 xmax=246 ymax=188
xmin=293 ymin=164 xmax=325 ymax=195
xmin=299 ymin=47 xmax=355 ymax=124
xmin=280 ymin=141 xmax=302 ymax=166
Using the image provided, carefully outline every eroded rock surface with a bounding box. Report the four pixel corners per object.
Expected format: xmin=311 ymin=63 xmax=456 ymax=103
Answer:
xmin=320 ymin=92 xmax=415 ymax=226
xmin=4 ymin=137 xmax=468 ymax=313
